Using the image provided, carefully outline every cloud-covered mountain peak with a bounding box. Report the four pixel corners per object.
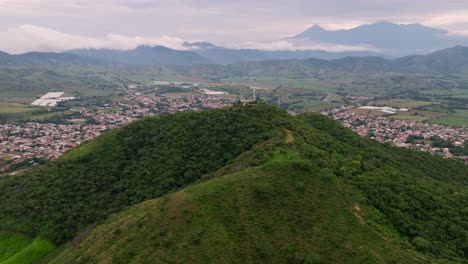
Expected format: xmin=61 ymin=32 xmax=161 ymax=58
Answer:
xmin=291 ymin=22 xmax=467 ymax=56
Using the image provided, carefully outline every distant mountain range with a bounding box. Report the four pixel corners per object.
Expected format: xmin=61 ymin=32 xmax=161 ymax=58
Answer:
xmin=66 ymin=44 xmax=381 ymax=66
xmin=0 ymin=51 xmax=97 ymax=66
xmin=289 ymin=22 xmax=468 ymax=56
xmin=181 ymin=41 xmax=382 ymax=64
xmin=173 ymin=46 xmax=468 ymax=78
xmin=2 ymin=44 xmax=468 ymax=77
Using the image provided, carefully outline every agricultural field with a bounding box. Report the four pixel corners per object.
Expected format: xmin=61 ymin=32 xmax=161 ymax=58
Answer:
xmin=420 ymin=87 xmax=468 ymax=99
xmin=0 ymin=101 xmax=78 ymax=123
xmin=348 ymin=108 xmax=390 ymax=117
xmin=0 ymin=102 xmax=41 ymax=114
xmin=392 ymin=110 xmax=447 ymax=122
xmin=341 ymin=83 xmax=390 ymax=97
xmin=429 ymin=109 xmax=468 ymax=127
xmin=370 ymin=99 xmax=434 ymax=109
xmin=223 ymin=76 xmax=339 ymax=92
xmin=289 ymin=100 xmax=342 ymax=112
xmin=0 ymin=68 xmax=119 ymax=103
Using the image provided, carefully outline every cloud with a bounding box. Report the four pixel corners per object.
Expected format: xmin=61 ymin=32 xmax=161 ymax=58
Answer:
xmin=0 ymin=24 xmax=187 ymax=54
xmin=235 ymin=40 xmax=378 ymax=52
xmin=0 ymin=24 xmax=379 ymax=54
xmin=0 ymin=24 xmax=380 ymax=54
xmin=2 ymin=0 xmax=468 ymax=46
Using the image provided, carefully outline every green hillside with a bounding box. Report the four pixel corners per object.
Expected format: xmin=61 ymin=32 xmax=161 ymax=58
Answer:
xmin=0 ymin=103 xmax=466 ymax=263
xmin=0 ymin=232 xmax=55 ymax=264
xmin=0 ymin=104 xmax=288 ymax=243
xmin=52 ymin=151 xmax=427 ymax=264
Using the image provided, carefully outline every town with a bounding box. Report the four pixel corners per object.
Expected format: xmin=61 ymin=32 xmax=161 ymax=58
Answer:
xmin=0 ymin=89 xmax=237 ymax=173
xmin=322 ymin=105 xmax=468 ymax=163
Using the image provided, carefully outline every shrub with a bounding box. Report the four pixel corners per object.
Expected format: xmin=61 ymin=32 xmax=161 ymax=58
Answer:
xmin=254 ymin=182 xmax=274 ymax=200
xmin=257 ymin=241 xmax=274 ymax=257
xmin=412 ymin=237 xmax=431 ymax=252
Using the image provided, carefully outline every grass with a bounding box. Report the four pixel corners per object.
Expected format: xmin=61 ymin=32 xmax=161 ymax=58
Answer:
xmin=0 ymin=68 xmax=119 ymax=103
xmin=122 ymin=75 xmax=156 ymax=83
xmin=348 ymin=108 xmax=386 ymax=117
xmin=348 ymin=107 xmax=448 ymax=122
xmin=0 ymin=102 xmax=40 ymax=114
xmin=0 ymin=232 xmax=55 ymax=264
xmin=420 ymin=88 xmax=468 ymax=99
xmin=53 ymin=148 xmax=427 ymax=264
xmin=0 ymin=232 xmax=32 ymax=262
xmin=223 ymin=76 xmax=338 ymax=92
xmin=429 ymin=109 xmax=468 ymax=127
xmin=392 ymin=110 xmax=446 ymax=122
xmin=290 ymin=100 xmax=342 ymax=112
xmin=0 ymin=109 xmax=75 ymax=122
xmin=370 ymin=99 xmax=433 ymax=109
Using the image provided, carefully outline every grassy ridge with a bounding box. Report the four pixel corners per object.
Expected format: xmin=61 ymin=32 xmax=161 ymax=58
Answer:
xmin=0 ymin=232 xmax=55 ymax=264
xmin=52 ymin=150 xmax=427 ymax=264
xmin=0 ymin=232 xmax=32 ymax=262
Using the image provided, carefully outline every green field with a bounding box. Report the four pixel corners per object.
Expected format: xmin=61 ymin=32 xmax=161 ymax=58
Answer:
xmin=289 ymin=100 xmax=342 ymax=112
xmin=0 ymin=232 xmax=55 ymax=264
xmin=420 ymin=88 xmax=468 ymax=99
xmin=391 ymin=110 xmax=447 ymax=122
xmin=371 ymin=99 xmax=433 ymax=109
xmin=0 ymin=102 xmax=40 ymax=114
xmin=0 ymin=106 xmax=76 ymax=123
xmin=0 ymin=68 xmax=119 ymax=103
xmin=223 ymin=76 xmax=339 ymax=92
xmin=429 ymin=109 xmax=468 ymax=127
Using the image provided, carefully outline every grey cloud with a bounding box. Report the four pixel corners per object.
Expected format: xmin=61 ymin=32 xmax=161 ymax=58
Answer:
xmin=2 ymin=0 xmax=468 ymax=52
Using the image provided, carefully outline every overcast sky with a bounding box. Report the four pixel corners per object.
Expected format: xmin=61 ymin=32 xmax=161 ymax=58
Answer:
xmin=2 ymin=0 xmax=468 ymax=53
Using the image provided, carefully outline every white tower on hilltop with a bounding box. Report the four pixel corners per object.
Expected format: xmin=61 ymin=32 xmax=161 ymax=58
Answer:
xmin=253 ymin=87 xmax=256 ymax=101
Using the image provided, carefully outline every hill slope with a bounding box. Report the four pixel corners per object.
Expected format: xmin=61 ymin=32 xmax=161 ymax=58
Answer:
xmin=0 ymin=104 xmax=466 ymax=263
xmin=53 ymin=151 xmax=427 ymax=263
xmin=0 ymin=105 xmax=288 ymax=244
xmin=50 ymin=107 xmax=468 ymax=263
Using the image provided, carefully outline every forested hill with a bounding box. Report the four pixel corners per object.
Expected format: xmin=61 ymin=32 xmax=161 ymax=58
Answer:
xmin=0 ymin=103 xmax=466 ymax=263
xmin=0 ymin=104 xmax=288 ymax=244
